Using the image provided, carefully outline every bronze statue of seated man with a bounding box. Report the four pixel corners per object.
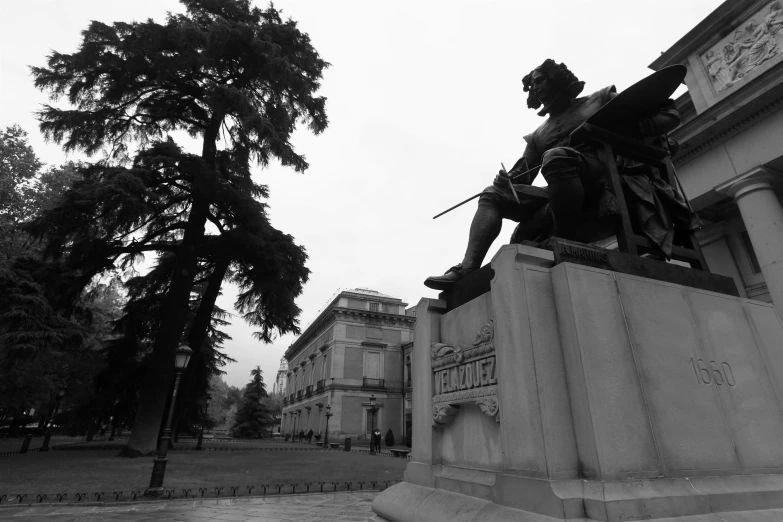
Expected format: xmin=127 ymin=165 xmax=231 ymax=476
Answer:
xmin=424 ymin=59 xmax=695 ymax=291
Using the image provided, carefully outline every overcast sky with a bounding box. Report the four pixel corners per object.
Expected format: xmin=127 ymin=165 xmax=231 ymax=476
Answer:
xmin=1 ymin=0 xmax=724 ymax=389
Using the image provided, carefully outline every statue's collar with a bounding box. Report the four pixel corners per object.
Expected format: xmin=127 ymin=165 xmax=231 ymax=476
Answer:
xmin=537 ymin=81 xmax=586 ymax=116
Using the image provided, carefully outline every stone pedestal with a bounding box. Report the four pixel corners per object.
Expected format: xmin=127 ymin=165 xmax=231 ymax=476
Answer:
xmin=371 ymin=244 xmax=783 ymax=521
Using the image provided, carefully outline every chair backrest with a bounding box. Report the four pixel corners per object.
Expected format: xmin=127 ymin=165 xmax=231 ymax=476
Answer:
xmin=570 ymin=123 xmax=707 ymax=270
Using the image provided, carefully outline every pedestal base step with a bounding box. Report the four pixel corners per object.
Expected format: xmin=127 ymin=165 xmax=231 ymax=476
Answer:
xmin=371 ymin=474 xmax=783 ymax=522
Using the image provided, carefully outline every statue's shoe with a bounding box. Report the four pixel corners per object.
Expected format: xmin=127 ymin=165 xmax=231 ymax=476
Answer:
xmin=423 ymin=264 xmax=473 ymax=290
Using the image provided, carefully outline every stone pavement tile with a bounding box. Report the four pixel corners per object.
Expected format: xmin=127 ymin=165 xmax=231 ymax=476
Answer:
xmin=209 ymin=513 xmax=250 ymax=521
xmin=171 ymin=509 xmax=215 ymax=519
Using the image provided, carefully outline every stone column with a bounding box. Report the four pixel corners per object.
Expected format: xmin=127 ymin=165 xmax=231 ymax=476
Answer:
xmin=717 ymin=167 xmax=783 ymax=317
xmin=405 ymin=297 xmax=445 ymax=488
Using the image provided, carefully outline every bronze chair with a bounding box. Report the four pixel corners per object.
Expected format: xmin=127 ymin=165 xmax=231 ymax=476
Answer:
xmin=512 ymin=123 xmax=707 ymax=271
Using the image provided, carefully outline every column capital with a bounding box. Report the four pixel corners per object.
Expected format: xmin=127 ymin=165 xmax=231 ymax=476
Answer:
xmin=715 ymin=166 xmax=781 ymax=200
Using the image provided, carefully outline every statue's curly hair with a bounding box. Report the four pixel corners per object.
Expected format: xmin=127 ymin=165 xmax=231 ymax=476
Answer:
xmin=522 ymin=59 xmax=581 ymax=110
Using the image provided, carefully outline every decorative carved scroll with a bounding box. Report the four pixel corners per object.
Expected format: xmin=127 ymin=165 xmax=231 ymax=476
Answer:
xmin=431 ymin=321 xmax=500 ymax=425
xmin=433 ymin=385 xmax=500 ymax=424
xmin=475 ymin=397 xmax=500 ymax=422
xmin=432 ymin=404 xmax=460 ymax=426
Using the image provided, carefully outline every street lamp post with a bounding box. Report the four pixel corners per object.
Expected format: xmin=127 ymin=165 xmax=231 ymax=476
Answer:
xmin=195 ymin=393 xmax=211 ymax=451
xmin=40 ymin=387 xmax=66 ymax=452
xmin=291 ymin=411 xmax=297 ymax=441
xmin=145 ymin=345 xmax=192 ymax=496
xmin=368 ymin=395 xmax=379 ymax=455
xmin=109 ymin=399 xmax=120 ymax=441
xmin=324 ymin=405 xmax=333 ymax=447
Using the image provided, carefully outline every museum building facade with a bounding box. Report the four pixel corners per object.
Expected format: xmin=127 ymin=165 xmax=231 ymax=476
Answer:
xmin=280 ymin=288 xmax=415 ymax=443
xmin=645 ymin=0 xmax=783 ymax=317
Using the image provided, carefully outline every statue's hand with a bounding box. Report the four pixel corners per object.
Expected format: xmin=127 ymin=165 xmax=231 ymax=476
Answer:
xmin=494 ymin=169 xmax=510 ymax=186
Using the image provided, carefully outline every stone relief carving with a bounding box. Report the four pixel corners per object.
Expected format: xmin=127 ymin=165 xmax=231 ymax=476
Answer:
xmin=701 ymin=1 xmax=783 ymax=93
xmin=431 ymin=321 xmax=500 ymax=425
xmin=431 ymin=320 xmax=494 ymax=370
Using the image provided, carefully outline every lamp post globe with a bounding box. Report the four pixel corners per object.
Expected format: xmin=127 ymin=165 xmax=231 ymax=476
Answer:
xmin=174 ymin=345 xmax=193 ymax=369
xmin=145 ymin=344 xmax=192 ymax=496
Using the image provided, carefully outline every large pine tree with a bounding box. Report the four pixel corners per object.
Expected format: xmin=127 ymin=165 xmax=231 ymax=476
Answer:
xmin=31 ymin=0 xmax=328 ymax=455
xmin=231 ymin=366 xmax=272 ymax=438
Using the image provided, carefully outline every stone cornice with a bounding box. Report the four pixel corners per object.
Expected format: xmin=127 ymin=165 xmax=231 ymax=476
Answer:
xmin=285 ymin=305 xmax=415 ymax=361
xmin=333 ymin=307 xmax=417 ymax=327
xmin=284 ymin=311 xmax=337 ymax=360
xmin=672 ymin=78 xmax=783 ymax=166
xmin=650 ymin=1 xmax=764 ymax=70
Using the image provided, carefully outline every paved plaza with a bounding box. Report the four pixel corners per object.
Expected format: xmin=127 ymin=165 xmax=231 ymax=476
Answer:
xmin=0 ymin=491 xmax=377 ymax=521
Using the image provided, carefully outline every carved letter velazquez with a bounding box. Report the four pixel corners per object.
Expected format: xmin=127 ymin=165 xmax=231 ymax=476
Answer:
xmin=431 ymin=321 xmax=500 ymax=426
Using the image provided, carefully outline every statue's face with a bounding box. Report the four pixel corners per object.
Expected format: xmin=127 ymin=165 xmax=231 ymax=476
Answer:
xmin=530 ymin=70 xmax=555 ymax=107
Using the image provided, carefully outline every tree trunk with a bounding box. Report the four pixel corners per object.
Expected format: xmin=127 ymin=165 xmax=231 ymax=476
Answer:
xmin=188 ymin=256 xmax=230 ymax=351
xmin=165 ymin=256 xmax=231 ymax=452
xmin=120 ymin=198 xmax=210 ymax=457
xmin=120 ymin=115 xmax=223 ymax=458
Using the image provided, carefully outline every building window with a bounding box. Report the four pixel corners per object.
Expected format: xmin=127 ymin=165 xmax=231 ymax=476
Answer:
xmin=365 ymin=351 xmax=381 ymax=379
xmin=741 ymin=231 xmax=762 ymax=274
xmin=321 ymin=355 xmax=328 ymax=380
xmin=369 ymin=302 xmax=380 ymax=312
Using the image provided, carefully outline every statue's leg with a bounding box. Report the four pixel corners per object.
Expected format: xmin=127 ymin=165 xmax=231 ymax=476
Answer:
xmin=461 ymin=195 xmax=503 ymax=271
xmin=424 ymin=193 xmax=505 ymax=290
xmin=541 ymin=148 xmax=587 ymax=241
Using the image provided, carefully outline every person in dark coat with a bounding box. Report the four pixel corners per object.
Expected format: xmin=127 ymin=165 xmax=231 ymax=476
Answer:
xmin=372 ymin=429 xmax=382 ymax=453
xmin=307 ymin=429 xmax=314 ymax=443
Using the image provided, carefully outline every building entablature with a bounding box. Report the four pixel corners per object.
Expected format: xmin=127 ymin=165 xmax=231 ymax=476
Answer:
xmin=332 ymin=307 xmax=417 ymax=328
xmin=670 ymin=76 xmax=783 ymax=167
xmin=284 ymin=313 xmax=337 ymax=361
xmin=284 ymin=306 xmax=416 ymax=362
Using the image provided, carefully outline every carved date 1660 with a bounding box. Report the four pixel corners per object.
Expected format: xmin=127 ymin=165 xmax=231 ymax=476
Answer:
xmin=690 ymin=358 xmax=736 ymax=386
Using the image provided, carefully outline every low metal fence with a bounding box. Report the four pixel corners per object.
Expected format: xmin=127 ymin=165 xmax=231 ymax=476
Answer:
xmin=0 ymin=479 xmax=403 ymax=506
xmin=1 ymin=441 xmax=412 ymax=458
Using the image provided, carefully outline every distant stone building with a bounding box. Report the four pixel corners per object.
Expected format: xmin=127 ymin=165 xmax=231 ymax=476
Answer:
xmin=271 ymin=358 xmax=288 ymax=396
xmin=280 ymin=288 xmax=415 ymax=443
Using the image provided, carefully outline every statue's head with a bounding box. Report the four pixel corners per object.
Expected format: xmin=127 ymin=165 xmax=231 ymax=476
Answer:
xmin=522 ymin=59 xmax=584 ymax=116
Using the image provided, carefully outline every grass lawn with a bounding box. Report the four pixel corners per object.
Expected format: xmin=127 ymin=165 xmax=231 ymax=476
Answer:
xmin=0 ymin=448 xmax=407 ymax=495
xmin=0 ymin=436 xmax=81 ymax=454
